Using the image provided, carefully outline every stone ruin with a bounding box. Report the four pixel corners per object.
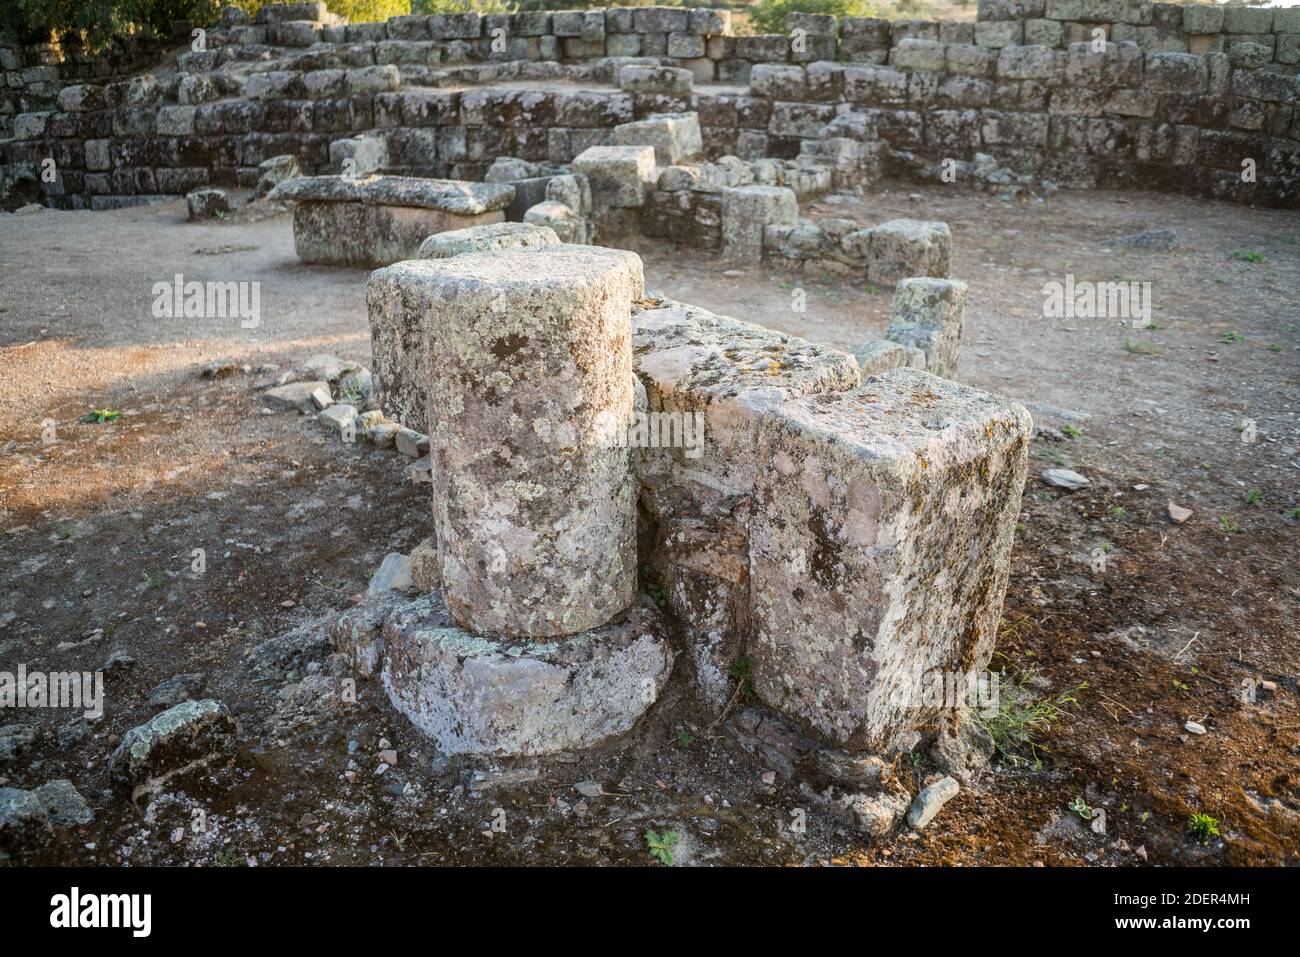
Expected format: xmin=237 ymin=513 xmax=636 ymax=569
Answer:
xmin=9 ymin=0 xmax=1291 ymax=838
xmin=294 ymin=217 xmax=1031 ymax=781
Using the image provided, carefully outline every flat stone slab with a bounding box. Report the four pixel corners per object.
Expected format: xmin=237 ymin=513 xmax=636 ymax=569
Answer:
xmin=381 ymin=593 xmax=675 ymax=756
xmin=290 ymin=201 xmax=506 ymax=268
xmin=416 ymin=221 xmax=559 ymax=259
xmin=267 ymin=175 xmax=515 ymax=216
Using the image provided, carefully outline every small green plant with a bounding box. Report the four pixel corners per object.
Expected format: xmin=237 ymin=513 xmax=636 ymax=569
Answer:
xmin=1122 ymin=338 xmax=1156 ymax=355
xmin=1218 ymin=516 xmax=1241 ymax=533
xmin=1068 ymin=796 xmax=1095 ymax=821
xmin=639 ymin=564 xmax=667 ymax=609
xmin=1290 ymin=507 xmax=1300 ymax=520
xmin=1245 ymin=489 xmax=1261 ymax=505
xmin=53 ymin=521 xmax=73 ymax=540
xmin=675 ymin=730 xmax=695 ymax=749
xmin=211 ymin=848 xmax=246 ymax=867
xmin=1187 ymin=812 xmax=1220 ymax=843
xmin=1267 ymin=344 xmax=1282 ymax=352
xmin=1061 ymin=424 xmax=1082 ymax=438
xmin=1109 ymin=506 xmax=1126 ymax=519
xmin=645 ymin=829 xmax=679 ymax=866
xmin=143 ymin=569 xmax=165 ymax=590
xmin=1220 ymin=331 xmax=1244 ymax=344
xmin=1100 ymin=541 xmax=1112 ymax=553
xmin=976 ymin=669 xmax=1085 ymax=769
xmin=1233 ymin=250 xmax=1265 ymax=264
xmin=82 ymin=409 xmax=121 ymax=423
xmin=729 ymin=657 xmax=755 ymax=699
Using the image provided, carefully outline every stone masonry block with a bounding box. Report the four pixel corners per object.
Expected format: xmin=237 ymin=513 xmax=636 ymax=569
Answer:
xmin=749 ymin=368 xmax=1032 ymax=748
xmin=866 ymin=219 xmax=953 ymax=286
xmin=721 ymin=184 xmax=798 ymax=262
xmin=612 ymin=112 xmax=703 ymax=165
xmin=885 ymin=278 xmax=968 ymax=379
xmin=573 ymin=145 xmax=657 ymax=208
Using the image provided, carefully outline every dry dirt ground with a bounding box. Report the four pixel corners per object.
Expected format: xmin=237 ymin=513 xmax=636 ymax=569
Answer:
xmin=1 ymin=180 xmax=1297 ymax=867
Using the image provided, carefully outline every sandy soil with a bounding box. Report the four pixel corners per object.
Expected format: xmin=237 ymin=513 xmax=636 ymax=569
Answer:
xmin=1 ymin=180 xmax=1297 ymax=866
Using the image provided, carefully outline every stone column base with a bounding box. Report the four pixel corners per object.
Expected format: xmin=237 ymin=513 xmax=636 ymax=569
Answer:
xmin=380 ymin=593 xmax=675 ymax=756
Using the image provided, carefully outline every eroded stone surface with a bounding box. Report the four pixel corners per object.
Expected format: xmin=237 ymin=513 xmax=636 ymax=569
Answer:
xmin=267 ymin=174 xmax=515 ymax=214
xmin=108 ymin=699 xmax=236 ymax=794
xmin=416 ymin=220 xmax=559 ymax=259
xmin=291 ymin=201 xmax=505 ymax=267
xmin=381 ymin=593 xmax=674 ymax=756
xmin=885 ymin=278 xmax=968 ymax=379
xmin=749 ymin=368 xmax=1031 ymax=749
xmin=374 ymin=245 xmax=644 ymax=637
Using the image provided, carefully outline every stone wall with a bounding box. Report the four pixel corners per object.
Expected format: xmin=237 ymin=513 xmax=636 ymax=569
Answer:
xmin=2 ymin=2 xmax=1296 ymax=209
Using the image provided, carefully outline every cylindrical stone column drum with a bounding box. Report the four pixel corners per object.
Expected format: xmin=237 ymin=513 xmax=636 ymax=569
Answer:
xmin=401 ymin=245 xmax=644 ymax=638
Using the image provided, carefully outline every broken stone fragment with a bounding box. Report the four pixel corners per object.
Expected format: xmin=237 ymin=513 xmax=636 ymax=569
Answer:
xmin=416 ymin=221 xmax=559 ymax=259
xmin=252 ymin=154 xmax=301 ymax=200
xmin=617 ymin=64 xmax=693 ymax=95
xmin=395 ymin=427 xmax=429 ymax=459
xmin=907 ymin=775 xmax=960 ymax=829
xmin=108 ymin=699 xmax=236 ymax=792
xmin=0 ymin=787 xmax=52 ymax=852
xmin=885 ymin=277 xmax=968 ymax=379
xmin=265 ymin=380 xmax=330 ymax=413
xmin=749 ymin=368 xmax=1032 ymax=749
xmin=1041 ymin=467 xmax=1090 ymax=490
xmin=368 ymin=552 xmax=413 ymax=596
xmin=299 ymin=353 xmax=358 ymax=382
xmin=851 ymin=338 xmax=909 ymax=376
xmin=33 ymin=779 xmax=94 ymax=827
xmin=201 ymin=357 xmax=238 ymax=378
xmin=186 ymin=187 xmax=229 ymax=221
xmin=318 ymin=403 xmax=358 ymax=435
xmin=309 ymin=385 xmax=333 ymax=411
xmin=146 ymin=673 xmax=207 ymax=708
xmin=246 ymin=618 xmax=332 ymax=679
xmin=523 ymin=200 xmax=585 ymax=244
xmin=408 ymin=537 xmax=440 ymax=592
xmin=0 ymin=723 xmax=37 ymax=764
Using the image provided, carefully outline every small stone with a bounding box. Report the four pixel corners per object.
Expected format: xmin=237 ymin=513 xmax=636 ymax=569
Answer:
xmin=379 ymin=749 xmax=398 ymax=766
xmin=1167 ymin=501 xmax=1193 ymax=524
xmin=761 ymin=770 xmax=777 ymax=785
xmin=1184 ymin=720 xmax=1206 ymax=735
xmin=0 ymin=787 xmax=52 ymax=851
xmin=318 ymin=403 xmax=358 ymax=435
xmin=1042 ymin=468 xmax=1090 ymax=490
xmin=573 ymin=781 xmax=603 ymax=798
xmin=108 ymin=700 xmax=236 ymax=792
xmin=1106 ymin=229 xmax=1178 ymax=252
xmin=146 ymin=673 xmax=206 ymax=708
xmin=395 ymin=427 xmax=429 ymax=459
xmin=266 ymin=381 xmax=330 ymax=414
xmin=0 ymin=725 xmax=37 ymax=764
xmin=201 ymin=358 xmax=238 ymax=378
xmin=367 ymin=553 xmax=412 ymax=595
xmin=310 ymin=386 xmax=333 ymax=411
xmin=906 ymin=775 xmax=960 ymax=829
xmin=186 ymin=187 xmax=229 ymax=221
xmin=34 ymin=779 xmax=94 ymax=826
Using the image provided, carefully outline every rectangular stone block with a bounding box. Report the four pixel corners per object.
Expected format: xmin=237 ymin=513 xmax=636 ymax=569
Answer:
xmin=884 ymin=278 xmax=968 ymax=378
xmin=612 ymin=112 xmax=703 ymax=165
xmin=864 ymin=218 xmax=952 ymax=286
xmin=721 ymin=184 xmax=798 ymax=262
xmin=976 ymin=20 xmax=1025 ymax=48
xmin=573 ymin=144 xmax=656 ymax=208
xmin=1223 ymin=5 xmax=1273 ymax=34
xmin=749 ymin=368 xmax=1032 ymax=749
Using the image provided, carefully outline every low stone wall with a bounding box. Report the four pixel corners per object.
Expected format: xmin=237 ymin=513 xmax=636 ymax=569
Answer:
xmin=2 ymin=2 xmax=1297 ymax=209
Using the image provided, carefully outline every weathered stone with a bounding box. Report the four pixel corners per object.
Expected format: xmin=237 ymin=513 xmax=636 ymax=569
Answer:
xmin=368 ymin=552 xmax=413 ymax=595
xmin=865 ymin=219 xmax=953 ymax=286
xmin=749 ymin=368 xmax=1032 ymax=749
xmin=372 ymin=245 xmax=644 ymax=638
xmin=0 ymin=787 xmax=52 ymax=852
xmin=721 ymin=185 xmax=798 ymax=262
xmin=523 ymin=200 xmax=586 ymax=244
xmin=381 ymin=593 xmax=674 ymax=756
xmin=146 ymin=673 xmax=206 ymax=707
xmin=617 ymin=64 xmax=693 ymax=95
xmin=573 ymin=145 xmax=656 ymax=209
xmin=612 ymin=112 xmax=703 ymax=165
xmin=268 ymin=175 xmax=514 ymax=216
xmin=852 ymin=338 xmax=910 ymax=376
xmin=108 ymin=699 xmax=236 ymax=793
xmin=318 ymin=403 xmax=358 ymax=435
xmin=885 ymin=278 xmax=968 ymax=379
xmin=907 ymin=775 xmax=961 ymax=829
xmin=186 ymin=187 xmax=228 ymax=220
xmin=416 ymin=221 xmax=559 ymax=259
xmin=33 ymin=779 xmax=94 ymax=827
xmin=265 ymin=380 xmax=330 ymax=413
xmin=0 ymin=724 xmax=37 ymax=764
